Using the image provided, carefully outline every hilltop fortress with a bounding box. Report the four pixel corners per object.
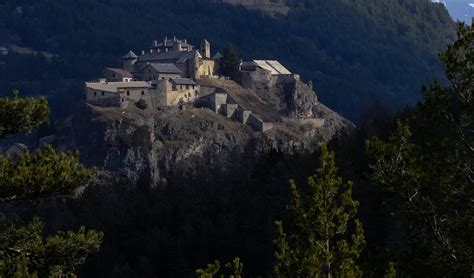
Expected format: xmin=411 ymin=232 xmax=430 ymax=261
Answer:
xmin=85 ymin=36 xmax=322 ymax=132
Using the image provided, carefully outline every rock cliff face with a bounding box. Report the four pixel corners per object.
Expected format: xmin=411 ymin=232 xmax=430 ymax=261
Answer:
xmin=56 ymin=96 xmax=352 ymax=186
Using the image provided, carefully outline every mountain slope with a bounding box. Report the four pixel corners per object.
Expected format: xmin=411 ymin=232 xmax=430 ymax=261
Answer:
xmin=0 ymin=0 xmax=455 ymax=120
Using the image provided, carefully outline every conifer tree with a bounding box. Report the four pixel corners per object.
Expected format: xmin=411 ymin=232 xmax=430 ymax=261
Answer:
xmin=0 ymin=92 xmax=102 ymax=277
xmin=219 ymin=43 xmax=241 ymax=81
xmin=196 ymin=257 xmax=243 ymax=278
xmin=274 ymin=144 xmax=365 ymax=277
xmin=367 ymin=24 xmax=473 ymax=276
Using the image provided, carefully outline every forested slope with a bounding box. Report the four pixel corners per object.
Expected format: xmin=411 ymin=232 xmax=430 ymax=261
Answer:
xmin=0 ymin=0 xmax=455 ymax=119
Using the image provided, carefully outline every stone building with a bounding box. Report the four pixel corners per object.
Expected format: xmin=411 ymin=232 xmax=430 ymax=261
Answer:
xmin=152 ymin=78 xmax=200 ymax=106
xmin=121 ymin=51 xmax=138 ymax=73
xmin=85 ymin=80 xmax=151 ymax=107
xmin=5 ymin=143 xmax=29 ymax=156
xmin=241 ymin=60 xmax=296 ymax=89
xmin=103 ymin=68 xmax=133 ymax=82
xmin=121 ymin=37 xmax=219 ymax=80
xmin=149 ymin=36 xmax=194 ymax=53
xmin=141 ymin=63 xmax=183 ymax=81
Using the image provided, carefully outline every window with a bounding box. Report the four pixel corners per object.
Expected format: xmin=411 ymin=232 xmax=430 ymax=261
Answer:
xmin=127 ymin=91 xmax=130 ymax=96
xmin=141 ymin=91 xmax=145 ymax=95
xmin=93 ymin=91 xmax=97 ymax=96
xmin=186 ymin=85 xmax=189 ymax=89
xmin=101 ymin=92 xmax=104 ymax=96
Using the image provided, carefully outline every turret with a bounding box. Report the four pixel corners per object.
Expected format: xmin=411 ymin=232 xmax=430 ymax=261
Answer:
xmin=201 ymin=39 xmax=211 ymax=59
xmin=121 ymin=50 xmax=138 ymax=73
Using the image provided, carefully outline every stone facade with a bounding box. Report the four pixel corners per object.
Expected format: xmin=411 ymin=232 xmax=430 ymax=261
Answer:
xmin=85 ymin=81 xmax=151 ymax=108
xmin=152 ymin=79 xmax=200 ymax=106
xmin=141 ymin=63 xmax=183 ymax=81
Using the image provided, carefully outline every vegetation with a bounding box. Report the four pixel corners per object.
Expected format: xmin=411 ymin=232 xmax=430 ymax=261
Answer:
xmin=0 ymin=0 xmax=454 ymax=119
xmin=0 ymin=93 xmax=102 ymax=277
xmin=135 ymin=99 xmax=148 ymax=110
xmin=196 ymin=258 xmax=243 ymax=278
xmin=220 ymin=43 xmax=241 ymax=81
xmin=0 ymin=2 xmax=471 ymax=277
xmin=274 ymin=144 xmax=365 ymax=277
xmin=0 ymin=91 xmax=49 ymax=138
xmin=367 ymin=23 xmax=473 ymax=276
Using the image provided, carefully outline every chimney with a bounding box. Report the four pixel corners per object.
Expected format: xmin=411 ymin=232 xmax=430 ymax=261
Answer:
xmin=150 ymin=49 xmax=153 ymax=53
xmin=173 ymin=36 xmax=176 ymax=41
xmin=141 ymin=50 xmax=145 ymax=55
xmin=153 ymin=40 xmax=158 ymax=46
xmin=164 ymin=36 xmax=168 ymax=43
xmin=184 ymin=39 xmax=187 ymax=44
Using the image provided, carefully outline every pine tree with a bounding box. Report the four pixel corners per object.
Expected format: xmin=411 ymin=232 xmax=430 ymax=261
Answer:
xmin=367 ymin=24 xmax=473 ymax=276
xmin=0 ymin=92 xmax=102 ymax=277
xmin=219 ymin=43 xmax=241 ymax=81
xmin=196 ymin=257 xmax=243 ymax=278
xmin=274 ymin=144 xmax=365 ymax=277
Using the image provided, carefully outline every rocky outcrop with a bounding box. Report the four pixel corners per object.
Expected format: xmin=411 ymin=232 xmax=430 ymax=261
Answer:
xmin=56 ymin=98 xmax=353 ymax=186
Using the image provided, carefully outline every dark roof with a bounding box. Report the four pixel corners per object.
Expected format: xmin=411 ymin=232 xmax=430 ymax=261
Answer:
xmin=122 ymin=50 xmax=138 ymax=59
xmin=8 ymin=143 xmax=29 ymax=152
xmin=104 ymin=67 xmax=133 ymax=77
xmin=148 ymin=63 xmax=182 ymax=74
xmin=171 ymin=78 xmax=197 ymax=86
xmin=138 ymin=51 xmax=192 ymax=63
xmin=212 ymin=52 xmax=223 ymax=60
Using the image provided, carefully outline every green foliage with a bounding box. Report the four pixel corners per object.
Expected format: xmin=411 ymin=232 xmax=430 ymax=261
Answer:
xmin=219 ymin=43 xmax=241 ymax=81
xmin=0 ymin=145 xmax=95 ymax=202
xmin=196 ymin=258 xmax=243 ymax=278
xmin=274 ymin=144 xmax=365 ymax=277
xmin=0 ymin=91 xmax=49 ymax=138
xmin=0 ymin=215 xmax=103 ymax=277
xmin=135 ymin=99 xmax=148 ymax=110
xmin=0 ymin=92 xmax=101 ymax=277
xmin=367 ymin=24 xmax=474 ymax=276
xmin=384 ymin=262 xmax=397 ymax=278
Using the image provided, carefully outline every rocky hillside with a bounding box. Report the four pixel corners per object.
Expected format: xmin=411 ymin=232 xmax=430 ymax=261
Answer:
xmin=56 ymin=96 xmax=351 ymax=186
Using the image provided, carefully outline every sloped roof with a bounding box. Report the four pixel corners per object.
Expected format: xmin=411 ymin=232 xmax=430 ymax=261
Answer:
xmin=171 ymin=78 xmax=197 ymax=86
xmin=122 ymin=50 xmax=138 ymax=59
xmin=86 ymin=81 xmax=150 ymax=93
xmin=212 ymin=52 xmax=223 ymax=60
xmin=148 ymin=63 xmax=182 ymax=74
xmin=8 ymin=143 xmax=29 ymax=152
xmin=139 ymin=50 xmax=192 ymax=63
xmin=252 ymin=60 xmax=291 ymax=75
xmin=104 ymin=67 xmax=133 ymax=78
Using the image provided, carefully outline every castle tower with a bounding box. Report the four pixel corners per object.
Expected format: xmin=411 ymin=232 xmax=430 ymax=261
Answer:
xmin=201 ymin=39 xmax=211 ymax=59
xmin=121 ymin=50 xmax=138 ymax=73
